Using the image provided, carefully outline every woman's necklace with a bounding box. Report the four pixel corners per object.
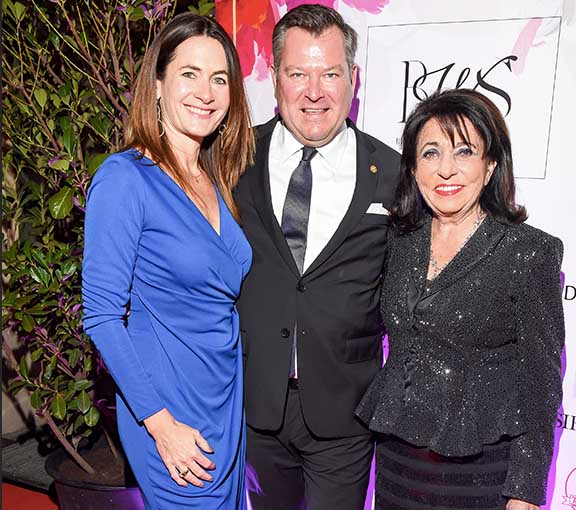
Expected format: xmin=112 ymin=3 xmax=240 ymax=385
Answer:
xmin=429 ymin=210 xmax=486 ymax=280
xmin=190 ymin=169 xmax=204 ymax=184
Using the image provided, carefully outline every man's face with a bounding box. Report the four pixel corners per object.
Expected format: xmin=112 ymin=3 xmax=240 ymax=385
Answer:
xmin=272 ymin=26 xmax=357 ymax=148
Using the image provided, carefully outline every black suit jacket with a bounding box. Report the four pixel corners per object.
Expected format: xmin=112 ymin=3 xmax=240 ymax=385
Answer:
xmin=235 ymin=117 xmax=400 ymax=437
xmin=357 ymin=214 xmax=564 ymax=505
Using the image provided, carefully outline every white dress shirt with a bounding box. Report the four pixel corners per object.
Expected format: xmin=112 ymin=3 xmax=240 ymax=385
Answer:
xmin=269 ymin=121 xmax=357 ymax=272
xmin=269 ymin=122 xmax=357 ymax=377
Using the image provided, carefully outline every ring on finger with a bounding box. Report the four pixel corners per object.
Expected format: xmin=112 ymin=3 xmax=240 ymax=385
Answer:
xmin=177 ymin=466 xmax=190 ymax=478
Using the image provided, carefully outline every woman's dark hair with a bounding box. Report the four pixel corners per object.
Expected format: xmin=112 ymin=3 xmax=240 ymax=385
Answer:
xmin=125 ymin=13 xmax=254 ymax=220
xmin=392 ymin=88 xmax=527 ymax=233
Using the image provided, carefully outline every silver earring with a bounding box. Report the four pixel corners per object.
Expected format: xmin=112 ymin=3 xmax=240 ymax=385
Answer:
xmin=157 ymin=98 xmax=165 ymax=137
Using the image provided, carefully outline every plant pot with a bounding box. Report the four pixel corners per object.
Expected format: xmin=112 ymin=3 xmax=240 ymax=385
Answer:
xmin=45 ymin=436 xmax=144 ymax=510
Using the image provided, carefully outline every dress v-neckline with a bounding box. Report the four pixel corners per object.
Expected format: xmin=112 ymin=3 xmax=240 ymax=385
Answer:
xmin=136 ymin=150 xmax=223 ymax=238
xmin=194 ymin=186 xmax=222 ymax=238
xmin=176 ymin=179 xmax=223 ymax=238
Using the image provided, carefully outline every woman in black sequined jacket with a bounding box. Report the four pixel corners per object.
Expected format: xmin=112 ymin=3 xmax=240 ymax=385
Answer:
xmin=356 ymin=89 xmax=564 ymax=510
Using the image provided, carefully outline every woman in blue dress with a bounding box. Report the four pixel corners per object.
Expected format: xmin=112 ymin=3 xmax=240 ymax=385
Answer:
xmin=82 ymin=13 xmax=254 ymax=510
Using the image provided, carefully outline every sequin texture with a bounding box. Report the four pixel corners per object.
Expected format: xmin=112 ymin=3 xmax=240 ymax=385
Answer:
xmin=356 ymin=214 xmax=565 ymax=505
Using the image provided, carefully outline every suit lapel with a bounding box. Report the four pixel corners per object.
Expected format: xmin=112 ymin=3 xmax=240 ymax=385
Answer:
xmin=305 ymin=122 xmax=380 ymax=277
xmin=250 ymin=117 xmax=301 ymax=277
xmin=426 ymin=214 xmax=508 ymax=296
xmin=405 ymin=215 xmax=508 ymax=318
xmin=404 ymin=220 xmax=431 ymax=317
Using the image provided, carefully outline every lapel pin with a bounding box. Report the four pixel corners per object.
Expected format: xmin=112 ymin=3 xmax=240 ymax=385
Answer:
xmin=370 ymin=164 xmax=378 ymax=174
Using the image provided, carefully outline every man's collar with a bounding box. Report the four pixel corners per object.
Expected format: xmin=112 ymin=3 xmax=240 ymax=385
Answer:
xmin=275 ymin=122 xmax=303 ymax=163
xmin=276 ymin=120 xmax=350 ymax=173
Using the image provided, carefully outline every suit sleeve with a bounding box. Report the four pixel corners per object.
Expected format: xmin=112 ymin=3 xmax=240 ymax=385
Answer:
xmin=82 ymin=156 xmax=165 ymax=422
xmin=503 ymin=235 xmax=565 ymax=505
xmin=234 ymin=164 xmax=255 ymax=219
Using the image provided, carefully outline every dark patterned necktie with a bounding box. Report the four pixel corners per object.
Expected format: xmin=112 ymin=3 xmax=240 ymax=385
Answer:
xmin=281 ymin=146 xmax=318 ymax=274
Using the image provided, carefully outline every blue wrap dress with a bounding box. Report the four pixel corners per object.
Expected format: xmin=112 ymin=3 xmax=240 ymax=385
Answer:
xmin=82 ymin=149 xmax=251 ymax=510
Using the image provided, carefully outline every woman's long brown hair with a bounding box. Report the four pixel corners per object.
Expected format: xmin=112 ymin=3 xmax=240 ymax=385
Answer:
xmin=125 ymin=13 xmax=254 ymax=220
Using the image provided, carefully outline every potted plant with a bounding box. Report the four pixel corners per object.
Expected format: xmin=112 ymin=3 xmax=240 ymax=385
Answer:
xmin=2 ymin=1 xmax=212 ymax=507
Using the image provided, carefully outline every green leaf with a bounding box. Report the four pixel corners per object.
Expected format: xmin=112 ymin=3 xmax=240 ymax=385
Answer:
xmin=75 ymin=194 xmax=86 ymax=208
xmin=18 ymin=102 xmax=32 ymax=116
xmin=44 ymin=355 xmax=57 ymax=381
xmin=21 ymin=314 xmax=35 ymax=332
xmin=74 ymin=413 xmax=85 ymax=431
xmin=34 ymin=89 xmax=48 ymax=109
xmin=31 ymin=250 xmax=49 ymax=271
xmin=84 ymin=406 xmax=100 ymax=427
xmin=54 ymin=375 xmax=64 ymax=393
xmin=63 ymin=35 xmax=79 ymax=53
xmin=58 ymin=83 xmax=71 ymax=106
xmin=64 ymin=388 xmax=76 ymax=402
xmin=61 ymin=261 xmax=77 ymax=276
xmin=19 ymin=356 xmax=29 ymax=379
xmin=87 ymin=153 xmax=108 ymax=176
xmin=76 ymin=390 xmax=91 ymax=414
xmin=23 ymin=240 xmax=32 ymax=259
xmin=7 ymin=380 xmax=27 ymax=395
xmin=2 ymin=294 xmax=16 ymax=308
xmin=50 ymin=394 xmax=67 ymax=420
xmin=48 ymin=187 xmax=73 ymax=219
xmin=200 ymin=5 xmax=213 ymax=15
xmin=199 ymin=0 xmax=215 ymax=16
xmin=13 ymin=1 xmax=26 ymax=21
xmin=30 ymin=388 xmax=42 ymax=410
xmin=68 ymin=348 xmax=80 ymax=368
xmin=50 ymin=159 xmax=70 ymax=171
xmin=50 ymin=93 xmax=61 ymax=108
xmin=48 ymin=31 xmax=60 ymax=49
xmin=29 ymin=266 xmax=51 ymax=287
xmin=92 ymin=114 xmax=110 ymax=137
xmin=3 ymin=0 xmax=14 ymax=16
xmin=13 ymin=294 xmax=36 ymax=310
xmin=74 ymin=380 xmax=92 ymax=391
xmin=58 ymin=117 xmax=75 ymax=155
xmin=28 ymin=305 xmax=54 ymax=316
xmin=128 ymin=7 xmax=145 ymax=21
xmin=31 ymin=348 xmax=44 ymax=362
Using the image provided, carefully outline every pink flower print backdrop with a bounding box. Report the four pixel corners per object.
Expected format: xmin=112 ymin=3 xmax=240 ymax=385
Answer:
xmin=216 ymin=0 xmax=390 ymax=79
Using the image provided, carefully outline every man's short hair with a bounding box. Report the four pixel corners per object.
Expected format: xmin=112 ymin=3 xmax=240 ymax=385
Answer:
xmin=272 ymin=4 xmax=358 ymax=76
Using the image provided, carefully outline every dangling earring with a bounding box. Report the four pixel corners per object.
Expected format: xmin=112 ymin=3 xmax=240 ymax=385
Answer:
xmin=218 ymin=122 xmax=227 ymax=148
xmin=157 ymin=98 xmax=165 ymax=137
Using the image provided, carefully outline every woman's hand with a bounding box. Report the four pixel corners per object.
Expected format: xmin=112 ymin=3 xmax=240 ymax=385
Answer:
xmin=144 ymin=408 xmax=215 ymax=488
xmin=506 ymin=499 xmax=539 ymax=510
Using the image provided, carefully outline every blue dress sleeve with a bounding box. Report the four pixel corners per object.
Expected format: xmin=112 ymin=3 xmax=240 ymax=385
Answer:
xmin=82 ymin=154 xmax=165 ymax=422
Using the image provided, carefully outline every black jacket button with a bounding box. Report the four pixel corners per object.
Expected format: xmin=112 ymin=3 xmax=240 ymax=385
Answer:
xmin=297 ymin=282 xmax=306 ymax=292
xmin=280 ymin=328 xmax=290 ymax=338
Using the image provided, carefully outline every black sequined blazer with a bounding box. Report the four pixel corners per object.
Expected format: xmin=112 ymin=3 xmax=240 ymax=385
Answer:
xmin=356 ymin=214 xmax=564 ymax=506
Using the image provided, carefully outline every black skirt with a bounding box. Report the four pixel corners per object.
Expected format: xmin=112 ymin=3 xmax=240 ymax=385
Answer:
xmin=375 ymin=435 xmax=510 ymax=510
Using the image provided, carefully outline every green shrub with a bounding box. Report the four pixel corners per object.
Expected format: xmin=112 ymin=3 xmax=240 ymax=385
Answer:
xmin=2 ymin=0 xmax=214 ymax=472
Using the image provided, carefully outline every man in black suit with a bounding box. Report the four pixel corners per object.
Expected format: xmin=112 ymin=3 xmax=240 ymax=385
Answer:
xmin=235 ymin=5 xmax=400 ymax=509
